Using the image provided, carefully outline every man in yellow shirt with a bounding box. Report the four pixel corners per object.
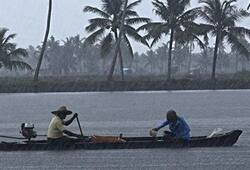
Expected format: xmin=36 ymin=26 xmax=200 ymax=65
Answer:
xmin=47 ymin=106 xmax=83 ymax=147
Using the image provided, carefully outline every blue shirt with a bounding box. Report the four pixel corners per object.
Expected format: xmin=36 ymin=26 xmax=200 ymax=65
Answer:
xmin=155 ymin=116 xmax=190 ymax=140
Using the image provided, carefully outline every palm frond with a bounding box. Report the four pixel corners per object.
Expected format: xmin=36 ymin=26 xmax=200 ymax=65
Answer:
xmin=149 ymin=23 xmax=170 ymax=40
xmin=221 ymin=0 xmax=237 ymax=19
xmin=152 ymin=0 xmax=167 ymax=11
xmin=126 ymin=17 xmax=151 ymax=25
xmin=175 ymin=29 xmax=200 ymax=46
xmin=179 ymin=0 xmax=191 ymax=8
xmin=86 ymin=18 xmax=111 ymax=32
xmin=125 ymin=10 xmax=139 ymax=17
xmin=230 ymin=26 xmax=250 ymax=38
xmin=150 ymin=33 xmax=163 ymax=47
xmin=123 ymin=35 xmax=134 ymax=58
xmin=152 ymin=0 xmax=169 ymax=21
xmin=3 ymin=33 xmax=16 ymax=46
xmin=226 ymin=32 xmax=250 ymax=59
xmin=83 ymin=6 xmax=110 ymax=18
xmin=198 ymin=7 xmax=216 ymax=24
xmin=84 ymin=28 xmax=105 ymax=46
xmin=137 ymin=22 xmax=163 ymax=32
xmin=199 ymin=0 xmax=222 ymax=23
xmin=102 ymin=0 xmax=122 ymax=15
xmin=100 ymin=32 xmax=114 ymax=56
xmin=224 ymin=9 xmax=250 ymax=24
xmin=199 ymin=23 xmax=215 ymax=33
xmin=0 ymin=28 xmax=9 ymax=44
xmin=192 ymin=35 xmax=206 ymax=50
xmin=2 ymin=60 xmax=32 ymax=71
xmin=239 ymin=9 xmax=250 ymax=17
xmin=124 ymin=25 xmax=149 ymax=47
xmin=146 ymin=24 xmax=169 ymax=47
xmin=199 ymin=0 xmax=215 ymax=11
xmin=8 ymin=48 xmax=28 ymax=58
xmin=127 ymin=0 xmax=141 ymax=10
xmin=178 ymin=7 xmax=200 ymax=24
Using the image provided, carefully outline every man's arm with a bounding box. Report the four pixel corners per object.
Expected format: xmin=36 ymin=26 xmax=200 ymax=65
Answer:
xmin=153 ymin=121 xmax=169 ymax=131
xmin=63 ymin=129 xmax=82 ymax=138
xmin=63 ymin=113 xmax=78 ymax=126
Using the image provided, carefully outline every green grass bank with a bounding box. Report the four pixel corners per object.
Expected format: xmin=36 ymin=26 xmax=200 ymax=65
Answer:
xmin=0 ymin=76 xmax=250 ymax=93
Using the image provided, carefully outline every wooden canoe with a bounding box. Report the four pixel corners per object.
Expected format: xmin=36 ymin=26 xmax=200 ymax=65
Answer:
xmin=0 ymin=130 xmax=242 ymax=151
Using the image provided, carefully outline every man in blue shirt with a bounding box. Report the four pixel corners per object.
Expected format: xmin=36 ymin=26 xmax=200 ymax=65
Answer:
xmin=151 ymin=110 xmax=191 ymax=141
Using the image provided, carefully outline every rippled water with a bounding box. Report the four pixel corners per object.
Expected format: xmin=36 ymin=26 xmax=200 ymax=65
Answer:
xmin=0 ymin=90 xmax=250 ymax=170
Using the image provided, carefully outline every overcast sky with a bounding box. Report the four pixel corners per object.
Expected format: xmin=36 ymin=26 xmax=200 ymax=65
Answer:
xmin=0 ymin=0 xmax=249 ymax=53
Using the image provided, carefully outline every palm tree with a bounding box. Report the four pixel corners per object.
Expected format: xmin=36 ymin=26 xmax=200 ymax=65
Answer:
xmin=144 ymin=50 xmax=160 ymax=74
xmin=61 ymin=37 xmax=81 ymax=74
xmin=44 ymin=36 xmax=61 ymax=75
xmin=199 ymin=0 xmax=250 ymax=81
xmin=155 ymin=44 xmax=168 ymax=74
xmin=139 ymin=0 xmax=204 ymax=80
xmin=66 ymin=35 xmax=85 ymax=73
xmin=108 ymin=0 xmax=128 ymax=80
xmin=34 ymin=0 xmax=52 ymax=82
xmin=0 ymin=28 xmax=32 ymax=71
xmin=83 ymin=0 xmax=150 ymax=80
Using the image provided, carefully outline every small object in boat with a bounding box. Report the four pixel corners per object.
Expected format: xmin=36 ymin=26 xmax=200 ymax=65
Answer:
xmin=20 ymin=123 xmax=37 ymax=140
xmin=149 ymin=129 xmax=157 ymax=137
xmin=90 ymin=135 xmax=126 ymax=143
xmin=207 ymin=128 xmax=224 ymax=138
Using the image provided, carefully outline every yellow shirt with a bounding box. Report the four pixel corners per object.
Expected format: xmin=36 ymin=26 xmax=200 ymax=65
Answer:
xmin=47 ymin=116 xmax=65 ymax=139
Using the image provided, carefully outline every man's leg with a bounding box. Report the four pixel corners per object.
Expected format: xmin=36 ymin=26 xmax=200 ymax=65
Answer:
xmin=163 ymin=131 xmax=175 ymax=141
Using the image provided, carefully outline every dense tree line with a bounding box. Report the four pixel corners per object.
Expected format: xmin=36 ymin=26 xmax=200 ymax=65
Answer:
xmin=1 ymin=0 xmax=250 ymax=81
xmin=24 ymin=34 xmax=250 ymax=79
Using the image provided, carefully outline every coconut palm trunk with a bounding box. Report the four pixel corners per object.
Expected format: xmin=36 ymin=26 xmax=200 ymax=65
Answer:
xmin=167 ymin=28 xmax=174 ymax=80
xmin=114 ymin=30 xmax=125 ymax=80
xmin=118 ymin=49 xmax=125 ymax=80
xmin=106 ymin=34 xmax=124 ymax=80
xmin=107 ymin=0 xmax=128 ymax=81
xmin=235 ymin=55 xmax=239 ymax=72
xmin=187 ymin=47 xmax=191 ymax=73
xmin=211 ymin=30 xmax=221 ymax=81
xmin=34 ymin=0 xmax=52 ymax=82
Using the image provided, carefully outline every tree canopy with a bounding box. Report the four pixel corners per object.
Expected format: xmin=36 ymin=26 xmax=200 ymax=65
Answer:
xmin=0 ymin=28 xmax=32 ymax=71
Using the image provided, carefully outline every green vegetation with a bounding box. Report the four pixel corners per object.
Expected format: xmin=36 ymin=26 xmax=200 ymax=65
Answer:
xmin=1 ymin=0 xmax=250 ymax=92
xmin=0 ymin=75 xmax=250 ymax=93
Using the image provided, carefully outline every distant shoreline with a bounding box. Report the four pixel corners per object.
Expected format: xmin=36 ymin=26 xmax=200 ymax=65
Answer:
xmin=0 ymin=76 xmax=250 ymax=93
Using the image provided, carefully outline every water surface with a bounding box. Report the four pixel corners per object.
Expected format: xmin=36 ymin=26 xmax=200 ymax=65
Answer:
xmin=0 ymin=90 xmax=250 ymax=169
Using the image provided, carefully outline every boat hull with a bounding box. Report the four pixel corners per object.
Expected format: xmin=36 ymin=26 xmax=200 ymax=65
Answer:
xmin=0 ymin=130 xmax=242 ymax=151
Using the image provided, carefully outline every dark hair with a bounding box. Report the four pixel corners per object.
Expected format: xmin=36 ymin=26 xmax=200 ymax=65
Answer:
xmin=167 ymin=110 xmax=177 ymax=122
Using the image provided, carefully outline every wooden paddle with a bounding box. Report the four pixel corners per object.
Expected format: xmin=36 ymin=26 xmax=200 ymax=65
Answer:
xmin=76 ymin=114 xmax=84 ymax=137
